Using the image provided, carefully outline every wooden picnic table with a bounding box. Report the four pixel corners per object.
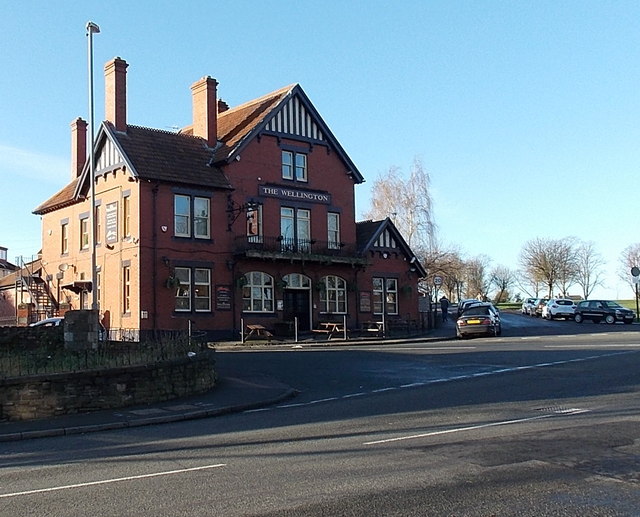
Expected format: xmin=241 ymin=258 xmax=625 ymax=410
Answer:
xmin=244 ymin=324 xmax=273 ymax=342
xmin=312 ymin=322 xmax=347 ymax=340
xmin=361 ymin=321 xmax=384 ymax=337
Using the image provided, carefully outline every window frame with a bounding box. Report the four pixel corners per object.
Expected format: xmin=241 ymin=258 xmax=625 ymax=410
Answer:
xmin=373 ymin=277 xmax=399 ymax=316
xmin=122 ymin=265 xmax=131 ymax=314
xmin=194 ymin=268 xmax=211 ymax=312
xmin=61 ymin=222 xmax=69 ymax=254
xmin=122 ymin=195 xmax=131 ymax=238
xmin=320 ymin=275 xmax=347 ymax=314
xmin=174 ymin=267 xmax=192 ymax=312
xmin=281 ymin=150 xmax=308 ymax=183
xmin=327 ymin=212 xmax=340 ymax=249
xmin=80 ymin=217 xmax=90 ymax=250
xmin=174 ymin=194 xmax=211 ymax=240
xmin=242 ymin=271 xmax=274 ymax=313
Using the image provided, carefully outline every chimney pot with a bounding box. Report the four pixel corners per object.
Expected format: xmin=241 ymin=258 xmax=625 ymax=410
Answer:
xmin=191 ymin=76 xmax=218 ymax=147
xmin=104 ymin=57 xmax=128 ymax=131
xmin=70 ymin=117 xmax=88 ymax=179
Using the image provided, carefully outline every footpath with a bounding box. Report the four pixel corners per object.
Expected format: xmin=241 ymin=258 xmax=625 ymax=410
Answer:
xmin=0 ymin=318 xmax=455 ymax=442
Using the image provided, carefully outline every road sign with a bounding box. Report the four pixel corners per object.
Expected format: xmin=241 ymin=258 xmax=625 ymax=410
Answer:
xmin=631 ymin=266 xmax=640 ymax=277
xmin=433 ymin=275 xmax=443 ymax=286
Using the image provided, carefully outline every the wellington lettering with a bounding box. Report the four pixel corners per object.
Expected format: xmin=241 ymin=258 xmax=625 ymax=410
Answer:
xmin=260 ymin=186 xmax=331 ymax=204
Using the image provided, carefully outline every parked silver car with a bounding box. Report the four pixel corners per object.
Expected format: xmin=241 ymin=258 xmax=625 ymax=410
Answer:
xmin=456 ymin=302 xmax=501 ymax=338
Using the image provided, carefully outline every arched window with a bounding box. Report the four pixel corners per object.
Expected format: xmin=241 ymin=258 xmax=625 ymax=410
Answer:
xmin=242 ymin=272 xmax=274 ymax=312
xmin=282 ymin=273 xmax=311 ymax=289
xmin=320 ymin=275 xmax=347 ymax=313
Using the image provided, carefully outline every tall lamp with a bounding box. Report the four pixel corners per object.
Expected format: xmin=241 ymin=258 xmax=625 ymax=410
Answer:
xmin=86 ymin=21 xmax=100 ymax=310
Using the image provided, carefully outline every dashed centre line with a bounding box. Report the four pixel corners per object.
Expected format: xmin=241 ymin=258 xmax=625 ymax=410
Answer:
xmin=264 ymin=351 xmax=634 ymax=412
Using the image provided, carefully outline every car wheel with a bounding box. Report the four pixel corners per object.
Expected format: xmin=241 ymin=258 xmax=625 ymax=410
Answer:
xmin=605 ymin=314 xmax=616 ymax=324
xmin=546 ymin=313 xmax=552 ymax=320
xmin=574 ymin=313 xmax=583 ymax=323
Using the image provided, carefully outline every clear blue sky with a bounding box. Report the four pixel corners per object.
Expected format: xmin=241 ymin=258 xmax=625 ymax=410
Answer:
xmin=2 ymin=1 xmax=638 ymax=299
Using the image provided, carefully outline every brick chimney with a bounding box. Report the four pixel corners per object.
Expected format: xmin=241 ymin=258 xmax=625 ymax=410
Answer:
xmin=70 ymin=117 xmax=87 ymax=179
xmin=191 ymin=76 xmax=218 ymax=147
xmin=104 ymin=57 xmax=128 ymax=132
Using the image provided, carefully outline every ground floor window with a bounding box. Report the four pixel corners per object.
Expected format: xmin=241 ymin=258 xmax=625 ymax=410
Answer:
xmin=243 ymin=271 xmax=274 ymax=312
xmin=320 ymin=275 xmax=347 ymax=313
xmin=373 ymin=277 xmax=398 ymax=315
xmin=174 ymin=267 xmax=212 ymax=312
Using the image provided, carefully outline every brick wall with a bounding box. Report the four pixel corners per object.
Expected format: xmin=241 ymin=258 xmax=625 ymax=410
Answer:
xmin=0 ymin=351 xmax=216 ymax=422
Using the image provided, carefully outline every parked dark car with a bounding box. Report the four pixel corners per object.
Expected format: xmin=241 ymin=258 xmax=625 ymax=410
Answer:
xmin=574 ymin=300 xmax=635 ymax=324
xmin=456 ymin=303 xmax=501 ymax=338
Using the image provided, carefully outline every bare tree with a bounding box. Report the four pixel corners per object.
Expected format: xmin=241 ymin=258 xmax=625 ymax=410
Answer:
xmin=465 ymin=255 xmax=492 ymax=300
xmin=519 ymin=237 xmax=578 ymax=298
xmin=574 ymin=240 xmax=605 ymax=299
xmin=491 ymin=265 xmax=516 ymax=303
xmin=363 ymin=157 xmax=437 ymax=252
xmin=618 ymin=243 xmax=640 ymax=294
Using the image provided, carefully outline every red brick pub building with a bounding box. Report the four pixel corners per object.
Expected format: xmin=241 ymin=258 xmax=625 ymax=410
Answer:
xmin=34 ymin=58 xmax=426 ymax=340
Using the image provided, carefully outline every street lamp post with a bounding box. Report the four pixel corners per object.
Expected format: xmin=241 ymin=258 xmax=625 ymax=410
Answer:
xmin=86 ymin=21 xmax=100 ymax=311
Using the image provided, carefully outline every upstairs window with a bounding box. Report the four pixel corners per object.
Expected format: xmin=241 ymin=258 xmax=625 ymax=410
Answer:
xmin=95 ymin=204 xmax=102 ymax=245
xmin=61 ymin=222 xmax=69 ymax=254
xmin=174 ymin=195 xmax=191 ymax=237
xmin=282 ymin=150 xmax=307 ymax=182
xmin=327 ymin=212 xmax=340 ymax=249
xmin=122 ymin=195 xmax=131 ymax=238
xmin=174 ymin=194 xmax=210 ymax=239
xmin=80 ymin=217 xmax=90 ymax=250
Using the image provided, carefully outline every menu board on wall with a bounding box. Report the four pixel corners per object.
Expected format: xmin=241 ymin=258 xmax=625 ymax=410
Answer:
xmin=359 ymin=291 xmax=371 ymax=313
xmin=216 ymin=285 xmax=232 ymax=310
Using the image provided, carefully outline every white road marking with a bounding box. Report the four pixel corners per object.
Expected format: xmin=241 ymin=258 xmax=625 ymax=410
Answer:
xmin=0 ymin=464 xmax=226 ymax=499
xmin=364 ymin=414 xmax=558 ymax=445
xmin=246 ymin=351 xmax=635 ymax=413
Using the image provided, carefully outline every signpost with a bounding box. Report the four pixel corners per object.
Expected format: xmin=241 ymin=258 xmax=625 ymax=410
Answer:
xmin=631 ymin=267 xmax=640 ymax=322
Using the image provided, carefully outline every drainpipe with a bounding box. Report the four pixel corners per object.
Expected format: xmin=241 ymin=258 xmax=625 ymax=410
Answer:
xmin=152 ymin=182 xmax=159 ymax=338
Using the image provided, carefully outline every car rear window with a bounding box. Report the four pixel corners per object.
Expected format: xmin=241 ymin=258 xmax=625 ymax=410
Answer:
xmin=463 ymin=306 xmax=490 ymax=316
xmin=557 ymin=300 xmax=573 ymax=305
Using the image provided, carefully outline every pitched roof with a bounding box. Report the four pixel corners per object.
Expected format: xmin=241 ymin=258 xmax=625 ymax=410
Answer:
xmin=34 ymin=81 xmax=363 ymax=214
xmin=356 ymin=217 xmax=427 ymax=277
xmin=108 ymin=124 xmax=230 ymax=188
xmin=33 ymin=178 xmax=82 ymax=215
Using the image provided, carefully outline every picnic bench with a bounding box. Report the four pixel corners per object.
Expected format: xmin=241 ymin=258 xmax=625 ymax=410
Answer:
xmin=312 ymin=322 xmax=348 ymax=340
xmin=361 ymin=321 xmax=384 ymax=337
xmin=243 ymin=324 xmax=273 ymax=342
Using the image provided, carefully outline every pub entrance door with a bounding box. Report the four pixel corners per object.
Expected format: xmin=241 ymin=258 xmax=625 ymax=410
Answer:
xmin=283 ymin=289 xmax=311 ymax=331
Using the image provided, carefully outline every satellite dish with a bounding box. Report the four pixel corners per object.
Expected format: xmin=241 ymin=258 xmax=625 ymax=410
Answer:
xmin=58 ymin=263 xmax=69 ymax=272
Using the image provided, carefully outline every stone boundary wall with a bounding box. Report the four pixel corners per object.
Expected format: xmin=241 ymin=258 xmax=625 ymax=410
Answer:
xmin=0 ymin=352 xmax=216 ymax=422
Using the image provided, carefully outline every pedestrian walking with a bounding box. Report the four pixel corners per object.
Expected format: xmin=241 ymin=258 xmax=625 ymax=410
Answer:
xmin=440 ymin=296 xmax=449 ymax=322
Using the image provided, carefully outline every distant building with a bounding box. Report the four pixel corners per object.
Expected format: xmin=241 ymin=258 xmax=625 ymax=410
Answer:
xmin=32 ymin=58 xmax=426 ymax=340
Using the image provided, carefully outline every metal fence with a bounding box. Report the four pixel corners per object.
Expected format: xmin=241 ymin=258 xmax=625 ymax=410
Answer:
xmin=0 ymin=330 xmax=208 ymax=379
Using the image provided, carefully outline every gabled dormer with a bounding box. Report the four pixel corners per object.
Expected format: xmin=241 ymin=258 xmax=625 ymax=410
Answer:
xmin=357 ymin=218 xmax=427 ymax=277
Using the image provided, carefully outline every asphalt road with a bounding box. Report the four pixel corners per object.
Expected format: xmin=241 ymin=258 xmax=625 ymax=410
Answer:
xmin=2 ymin=313 xmax=640 ymax=516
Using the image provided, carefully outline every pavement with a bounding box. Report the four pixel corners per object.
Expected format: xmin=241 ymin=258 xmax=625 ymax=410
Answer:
xmin=0 ymin=319 xmax=454 ymax=442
